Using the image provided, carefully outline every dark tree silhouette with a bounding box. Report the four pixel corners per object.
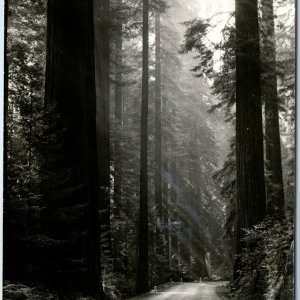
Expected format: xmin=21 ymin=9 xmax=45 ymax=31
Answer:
xmin=155 ymin=11 xmax=165 ymax=284
xmin=114 ymin=0 xmax=123 ymax=225
xmin=137 ymin=0 xmax=149 ymax=293
xmin=45 ymin=0 xmax=105 ymax=296
xmin=261 ymin=0 xmax=285 ymax=216
xmin=235 ymin=0 xmax=266 ymax=250
xmin=94 ymin=0 xmax=112 ymax=257
xmin=113 ymin=0 xmax=124 ymax=275
xmin=3 ymin=0 xmax=10 ymax=281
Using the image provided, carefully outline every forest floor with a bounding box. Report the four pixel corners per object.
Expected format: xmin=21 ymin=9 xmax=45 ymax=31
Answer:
xmin=129 ymin=281 xmax=229 ymax=299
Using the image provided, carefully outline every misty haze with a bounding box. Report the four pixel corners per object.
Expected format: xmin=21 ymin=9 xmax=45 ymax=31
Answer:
xmin=3 ymin=0 xmax=295 ymax=299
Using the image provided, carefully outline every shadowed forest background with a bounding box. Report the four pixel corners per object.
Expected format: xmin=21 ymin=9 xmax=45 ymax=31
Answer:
xmin=3 ymin=0 xmax=295 ymax=299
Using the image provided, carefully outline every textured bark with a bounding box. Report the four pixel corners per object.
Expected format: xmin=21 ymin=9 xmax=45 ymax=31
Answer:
xmin=261 ymin=0 xmax=285 ymax=216
xmin=235 ymin=0 xmax=266 ymax=250
xmin=45 ymin=0 xmax=105 ymax=296
xmin=113 ymin=0 xmax=124 ymax=274
xmin=137 ymin=0 xmax=149 ymax=293
xmin=94 ymin=0 xmax=111 ymax=257
xmin=114 ymin=0 xmax=123 ymax=217
xmin=3 ymin=0 xmax=8 ymax=201
xmin=3 ymin=0 xmax=10 ymax=280
xmin=154 ymin=12 xmax=165 ymax=284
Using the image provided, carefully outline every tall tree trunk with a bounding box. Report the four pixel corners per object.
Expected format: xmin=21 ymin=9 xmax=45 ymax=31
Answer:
xmin=3 ymin=0 xmax=10 ymax=280
xmin=179 ymin=227 xmax=191 ymax=278
xmin=170 ymin=159 xmax=180 ymax=274
xmin=114 ymin=0 xmax=123 ymax=220
xmin=3 ymin=0 xmax=8 ymax=206
xmin=235 ymin=0 xmax=266 ymax=253
xmin=94 ymin=0 xmax=112 ymax=265
xmin=137 ymin=0 xmax=149 ymax=293
xmin=45 ymin=1 xmax=105 ymax=296
xmin=170 ymin=110 xmax=179 ymax=275
xmin=113 ymin=0 xmax=124 ymax=274
xmin=261 ymin=0 xmax=285 ymax=216
xmin=162 ymin=156 xmax=170 ymax=278
xmin=154 ymin=12 xmax=165 ymax=284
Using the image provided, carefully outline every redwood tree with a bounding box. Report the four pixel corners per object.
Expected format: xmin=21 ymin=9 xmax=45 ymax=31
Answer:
xmin=261 ymin=0 xmax=285 ymax=216
xmin=94 ymin=0 xmax=111 ymax=258
xmin=137 ymin=0 xmax=149 ymax=293
xmin=114 ymin=0 xmax=123 ymax=225
xmin=45 ymin=0 xmax=105 ymax=296
xmin=3 ymin=0 xmax=10 ymax=281
xmin=113 ymin=0 xmax=124 ymax=275
xmin=154 ymin=11 xmax=165 ymax=284
xmin=235 ymin=0 xmax=266 ymax=250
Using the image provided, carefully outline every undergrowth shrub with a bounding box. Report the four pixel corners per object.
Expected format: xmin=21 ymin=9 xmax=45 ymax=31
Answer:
xmin=231 ymin=217 xmax=293 ymax=300
xmin=3 ymin=282 xmax=58 ymax=300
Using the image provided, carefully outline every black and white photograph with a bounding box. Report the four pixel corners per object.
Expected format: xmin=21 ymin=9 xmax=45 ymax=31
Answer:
xmin=2 ymin=0 xmax=295 ymax=299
